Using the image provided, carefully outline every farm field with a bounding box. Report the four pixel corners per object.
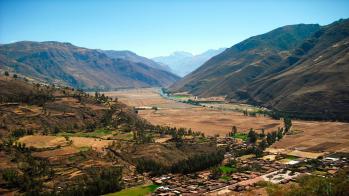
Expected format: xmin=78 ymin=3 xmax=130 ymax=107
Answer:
xmin=18 ymin=135 xmax=114 ymax=159
xmin=108 ymin=88 xmax=349 ymax=153
xmin=101 ymin=88 xmax=196 ymax=109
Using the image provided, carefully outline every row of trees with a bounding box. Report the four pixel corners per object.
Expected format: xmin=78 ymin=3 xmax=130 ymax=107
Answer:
xmin=136 ymin=150 xmax=225 ymax=176
xmin=0 ymin=90 xmax=54 ymax=106
xmin=59 ymin=166 xmax=123 ymax=196
xmin=228 ymin=118 xmax=292 ymax=157
xmin=132 ymin=124 xmax=206 ymax=145
xmin=241 ymin=108 xmax=294 ymax=121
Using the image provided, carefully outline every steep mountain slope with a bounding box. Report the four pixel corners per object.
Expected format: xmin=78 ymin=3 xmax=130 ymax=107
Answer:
xmin=101 ymin=50 xmax=173 ymax=72
xmin=236 ymin=19 xmax=349 ymax=121
xmin=170 ymin=24 xmax=321 ymax=95
xmin=153 ymin=48 xmax=226 ymax=77
xmin=0 ymin=41 xmax=179 ymax=90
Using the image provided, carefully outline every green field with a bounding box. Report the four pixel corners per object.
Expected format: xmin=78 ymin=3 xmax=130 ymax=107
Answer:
xmin=284 ymin=155 xmax=298 ymax=160
xmin=171 ymin=95 xmax=190 ymax=99
xmin=232 ymin=133 xmax=248 ymax=141
xmin=219 ymin=165 xmax=237 ymax=174
xmin=220 ymin=175 xmax=232 ymax=181
xmin=57 ymin=129 xmax=113 ymax=138
xmin=105 ymin=184 xmax=159 ymax=196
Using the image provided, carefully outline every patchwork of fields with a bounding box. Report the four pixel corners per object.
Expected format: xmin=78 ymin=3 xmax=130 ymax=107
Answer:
xmin=104 ymin=88 xmax=349 ymax=153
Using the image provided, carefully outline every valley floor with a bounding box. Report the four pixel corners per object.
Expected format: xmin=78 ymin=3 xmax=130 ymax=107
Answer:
xmin=103 ymin=88 xmax=349 ymax=154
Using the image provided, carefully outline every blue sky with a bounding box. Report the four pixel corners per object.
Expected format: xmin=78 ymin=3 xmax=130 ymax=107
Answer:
xmin=1 ymin=0 xmax=348 ymax=58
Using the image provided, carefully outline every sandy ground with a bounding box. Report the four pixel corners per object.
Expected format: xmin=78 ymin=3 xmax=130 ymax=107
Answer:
xmin=102 ymin=88 xmax=196 ymax=109
xmin=108 ymin=88 xmax=349 ymax=153
xmin=19 ymin=135 xmax=113 ymax=159
xmin=18 ymin=135 xmax=68 ymax=148
xmin=70 ymin=137 xmax=113 ymax=152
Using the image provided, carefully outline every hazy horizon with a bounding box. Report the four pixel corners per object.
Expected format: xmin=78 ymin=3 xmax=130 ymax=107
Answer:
xmin=1 ymin=0 xmax=349 ymax=58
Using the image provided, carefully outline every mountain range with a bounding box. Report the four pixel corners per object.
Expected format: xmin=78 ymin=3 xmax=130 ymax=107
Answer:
xmin=0 ymin=41 xmax=180 ymax=90
xmin=100 ymin=50 xmax=172 ymax=72
xmin=170 ymin=19 xmax=349 ymax=121
xmin=152 ymin=48 xmax=226 ymax=77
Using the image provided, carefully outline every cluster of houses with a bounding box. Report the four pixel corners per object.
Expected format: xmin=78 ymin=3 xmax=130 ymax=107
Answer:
xmin=150 ymin=157 xmax=286 ymax=195
xmin=149 ymin=137 xmax=349 ymax=195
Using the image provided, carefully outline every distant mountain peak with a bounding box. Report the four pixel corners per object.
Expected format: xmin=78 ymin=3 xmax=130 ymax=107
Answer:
xmin=152 ymin=48 xmax=226 ymax=77
xmin=100 ymin=49 xmax=174 ymax=73
xmin=172 ymin=51 xmax=193 ymax=57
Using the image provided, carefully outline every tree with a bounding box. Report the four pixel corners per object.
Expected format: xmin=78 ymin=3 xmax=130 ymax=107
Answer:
xmin=13 ymin=74 xmax=18 ymax=79
xmin=260 ymin=128 xmax=266 ymax=138
xmin=272 ymin=131 xmax=277 ymax=142
xmin=210 ymin=167 xmax=222 ymax=180
xmin=258 ymin=139 xmax=268 ymax=150
xmin=254 ymin=147 xmax=263 ymax=157
xmin=4 ymin=71 xmax=9 ymax=76
xmin=2 ymin=169 xmax=19 ymax=188
xmin=267 ymin=133 xmax=274 ymax=146
xmin=284 ymin=117 xmax=292 ymax=133
xmin=247 ymin=129 xmax=257 ymax=143
xmin=277 ymin=128 xmax=283 ymax=140
xmin=53 ymin=126 xmax=60 ymax=134
xmin=232 ymin=126 xmax=237 ymax=137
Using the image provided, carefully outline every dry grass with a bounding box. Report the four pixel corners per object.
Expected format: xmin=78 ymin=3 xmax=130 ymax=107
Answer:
xmin=102 ymin=88 xmax=194 ymax=109
xmin=32 ymin=146 xmax=79 ymax=158
xmin=111 ymin=88 xmax=349 ymax=153
xmin=20 ymin=135 xmax=113 ymax=159
xmin=70 ymin=137 xmax=113 ymax=152
xmin=18 ymin=135 xmax=68 ymax=148
xmin=139 ymin=108 xmax=283 ymax=135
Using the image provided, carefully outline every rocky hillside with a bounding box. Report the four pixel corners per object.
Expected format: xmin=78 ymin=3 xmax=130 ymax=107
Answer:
xmin=235 ymin=19 xmax=349 ymax=121
xmin=170 ymin=19 xmax=349 ymax=121
xmin=0 ymin=41 xmax=180 ymax=90
xmin=0 ymin=76 xmax=222 ymax=195
xmin=0 ymin=76 xmax=145 ymax=136
xmin=170 ymin=24 xmax=321 ymax=95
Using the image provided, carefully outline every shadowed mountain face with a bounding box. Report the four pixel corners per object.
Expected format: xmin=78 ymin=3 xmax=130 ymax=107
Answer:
xmin=236 ymin=19 xmax=349 ymax=121
xmin=170 ymin=19 xmax=349 ymax=121
xmin=0 ymin=41 xmax=180 ymax=90
xmin=153 ymin=48 xmax=226 ymax=77
xmin=170 ymin=24 xmax=321 ymax=96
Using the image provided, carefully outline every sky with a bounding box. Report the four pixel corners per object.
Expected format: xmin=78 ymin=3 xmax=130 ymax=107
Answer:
xmin=0 ymin=0 xmax=349 ymax=58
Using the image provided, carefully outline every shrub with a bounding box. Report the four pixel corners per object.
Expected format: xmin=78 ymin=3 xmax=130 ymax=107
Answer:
xmin=2 ymin=169 xmax=19 ymax=188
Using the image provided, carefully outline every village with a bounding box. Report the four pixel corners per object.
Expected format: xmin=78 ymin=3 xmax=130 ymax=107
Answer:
xmin=150 ymin=137 xmax=349 ymax=195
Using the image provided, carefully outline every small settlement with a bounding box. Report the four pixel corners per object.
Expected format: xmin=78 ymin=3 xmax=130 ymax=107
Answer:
xmin=150 ymin=137 xmax=349 ymax=195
